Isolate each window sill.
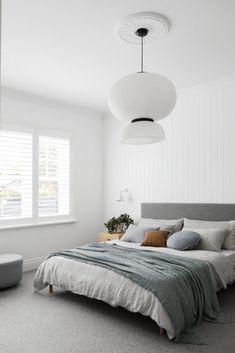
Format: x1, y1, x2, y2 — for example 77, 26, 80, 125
0, 219, 77, 231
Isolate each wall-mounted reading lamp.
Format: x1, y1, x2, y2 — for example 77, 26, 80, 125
116, 189, 129, 202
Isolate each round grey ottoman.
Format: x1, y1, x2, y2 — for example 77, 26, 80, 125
0, 254, 23, 289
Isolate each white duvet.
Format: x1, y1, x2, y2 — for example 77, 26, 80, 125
34, 241, 235, 340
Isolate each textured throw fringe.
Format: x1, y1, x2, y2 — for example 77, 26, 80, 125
206, 312, 233, 325
175, 330, 207, 345
175, 313, 233, 345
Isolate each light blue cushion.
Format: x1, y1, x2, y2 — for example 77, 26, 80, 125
166, 231, 200, 251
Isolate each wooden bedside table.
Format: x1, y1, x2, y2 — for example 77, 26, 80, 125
98, 232, 123, 242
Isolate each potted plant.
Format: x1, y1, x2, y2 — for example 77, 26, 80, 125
104, 213, 134, 234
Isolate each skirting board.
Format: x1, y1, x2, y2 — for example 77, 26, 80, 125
23, 257, 45, 272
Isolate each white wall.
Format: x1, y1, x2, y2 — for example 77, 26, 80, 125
104, 79, 235, 222
2, 78, 235, 268
0, 90, 104, 270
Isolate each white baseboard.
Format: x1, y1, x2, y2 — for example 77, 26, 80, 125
23, 257, 45, 272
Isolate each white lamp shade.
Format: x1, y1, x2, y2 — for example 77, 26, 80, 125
108, 72, 176, 122
121, 121, 165, 145
116, 188, 128, 201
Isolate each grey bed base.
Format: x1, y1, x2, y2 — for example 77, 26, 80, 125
141, 202, 235, 222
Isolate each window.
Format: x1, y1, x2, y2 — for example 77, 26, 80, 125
39, 136, 70, 217
0, 128, 71, 227
0, 130, 32, 219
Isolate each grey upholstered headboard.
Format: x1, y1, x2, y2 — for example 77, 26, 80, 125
141, 203, 235, 222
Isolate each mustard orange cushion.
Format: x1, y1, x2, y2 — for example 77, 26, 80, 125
141, 230, 170, 247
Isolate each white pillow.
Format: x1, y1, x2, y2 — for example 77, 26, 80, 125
139, 218, 183, 234
121, 224, 159, 243
183, 227, 228, 252
184, 218, 235, 250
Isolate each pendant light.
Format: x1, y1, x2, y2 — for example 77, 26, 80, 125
108, 13, 177, 145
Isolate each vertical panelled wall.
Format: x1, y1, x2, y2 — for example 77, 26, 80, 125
103, 79, 235, 221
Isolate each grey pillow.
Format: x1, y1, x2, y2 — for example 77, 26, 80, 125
184, 218, 235, 250
167, 231, 200, 251
183, 227, 228, 252
121, 224, 159, 243
139, 218, 183, 234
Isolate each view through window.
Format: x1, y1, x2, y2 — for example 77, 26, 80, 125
0, 129, 70, 224
39, 136, 70, 217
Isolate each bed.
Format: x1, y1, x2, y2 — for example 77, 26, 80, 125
34, 203, 235, 341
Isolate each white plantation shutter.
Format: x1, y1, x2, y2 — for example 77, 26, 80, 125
0, 128, 71, 226
38, 136, 70, 217
0, 130, 32, 219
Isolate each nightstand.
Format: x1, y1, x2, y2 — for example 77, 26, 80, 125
98, 232, 123, 242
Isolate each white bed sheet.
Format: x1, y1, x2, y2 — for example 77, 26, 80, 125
221, 250, 235, 279
34, 241, 234, 340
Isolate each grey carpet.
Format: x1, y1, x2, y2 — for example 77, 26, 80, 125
0, 271, 235, 353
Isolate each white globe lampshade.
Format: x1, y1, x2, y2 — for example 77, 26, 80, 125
121, 120, 165, 145
108, 72, 177, 122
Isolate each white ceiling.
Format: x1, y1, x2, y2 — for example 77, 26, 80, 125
2, 0, 235, 111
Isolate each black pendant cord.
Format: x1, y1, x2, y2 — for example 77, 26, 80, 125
136, 27, 148, 73
141, 36, 144, 73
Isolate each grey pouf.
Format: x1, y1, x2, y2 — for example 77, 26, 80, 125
0, 254, 23, 289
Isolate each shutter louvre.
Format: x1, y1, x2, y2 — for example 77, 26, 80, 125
0, 130, 32, 219
38, 136, 70, 217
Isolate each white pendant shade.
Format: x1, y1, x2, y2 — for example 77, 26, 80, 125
121, 120, 165, 145
108, 72, 177, 122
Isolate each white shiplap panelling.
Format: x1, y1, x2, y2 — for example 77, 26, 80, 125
104, 79, 235, 221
